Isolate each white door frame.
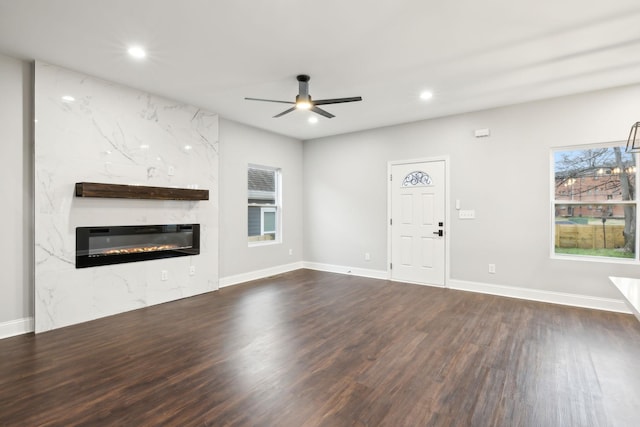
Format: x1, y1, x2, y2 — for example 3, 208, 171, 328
387, 156, 451, 287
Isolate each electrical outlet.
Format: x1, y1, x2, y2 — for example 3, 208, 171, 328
189, 266, 196, 276
161, 270, 168, 281
289, 249, 293, 255
488, 264, 496, 274
365, 252, 371, 261
459, 209, 476, 219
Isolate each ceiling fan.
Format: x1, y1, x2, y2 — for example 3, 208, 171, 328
245, 74, 362, 119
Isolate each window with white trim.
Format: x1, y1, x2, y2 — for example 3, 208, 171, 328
248, 165, 281, 244
552, 144, 637, 260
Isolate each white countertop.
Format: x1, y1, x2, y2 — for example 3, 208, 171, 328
609, 276, 640, 322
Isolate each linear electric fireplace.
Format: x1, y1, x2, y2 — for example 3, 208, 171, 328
76, 224, 200, 268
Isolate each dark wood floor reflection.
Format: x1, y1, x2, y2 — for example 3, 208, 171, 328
2, 269, 640, 426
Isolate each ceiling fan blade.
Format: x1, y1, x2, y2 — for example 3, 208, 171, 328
273, 106, 297, 118
245, 97, 295, 105
313, 96, 362, 106
311, 106, 335, 119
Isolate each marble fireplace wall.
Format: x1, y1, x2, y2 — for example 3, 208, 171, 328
34, 62, 219, 333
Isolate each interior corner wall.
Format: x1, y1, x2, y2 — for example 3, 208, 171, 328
303, 83, 640, 300
0, 53, 33, 331
34, 62, 219, 333
218, 118, 303, 279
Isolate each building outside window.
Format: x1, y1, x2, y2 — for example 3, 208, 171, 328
248, 165, 281, 244
553, 144, 637, 260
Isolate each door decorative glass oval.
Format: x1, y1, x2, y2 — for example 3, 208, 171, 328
401, 171, 432, 187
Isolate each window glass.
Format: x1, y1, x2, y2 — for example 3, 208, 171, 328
248, 166, 280, 244
262, 208, 276, 235
553, 145, 636, 259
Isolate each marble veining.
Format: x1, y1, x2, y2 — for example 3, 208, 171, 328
34, 62, 219, 333
609, 276, 640, 322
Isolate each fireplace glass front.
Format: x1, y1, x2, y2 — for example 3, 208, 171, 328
76, 224, 200, 268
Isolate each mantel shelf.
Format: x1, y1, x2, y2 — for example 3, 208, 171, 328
75, 182, 209, 201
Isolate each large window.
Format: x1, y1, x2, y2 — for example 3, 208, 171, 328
553, 144, 637, 260
248, 165, 281, 244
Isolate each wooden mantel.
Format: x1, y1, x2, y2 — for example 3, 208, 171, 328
75, 182, 209, 201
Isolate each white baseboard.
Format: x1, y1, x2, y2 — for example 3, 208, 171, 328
0, 317, 34, 339
219, 261, 305, 288
302, 262, 388, 280
448, 279, 631, 314
300, 263, 629, 314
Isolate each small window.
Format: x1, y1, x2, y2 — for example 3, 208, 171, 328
552, 145, 637, 260
248, 165, 281, 244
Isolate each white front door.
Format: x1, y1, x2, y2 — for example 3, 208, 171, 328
390, 160, 446, 286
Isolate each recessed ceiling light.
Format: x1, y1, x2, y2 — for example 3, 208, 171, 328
420, 91, 434, 100
308, 116, 318, 124
127, 46, 146, 59
61, 95, 75, 102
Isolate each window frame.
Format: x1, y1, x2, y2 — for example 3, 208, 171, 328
247, 164, 282, 247
551, 142, 638, 263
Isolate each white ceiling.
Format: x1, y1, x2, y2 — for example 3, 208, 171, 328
1, 0, 640, 140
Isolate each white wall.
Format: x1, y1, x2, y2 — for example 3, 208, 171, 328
34, 62, 219, 333
304, 84, 640, 301
0, 53, 33, 336
219, 119, 303, 281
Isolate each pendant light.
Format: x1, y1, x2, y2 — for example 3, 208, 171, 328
625, 122, 640, 152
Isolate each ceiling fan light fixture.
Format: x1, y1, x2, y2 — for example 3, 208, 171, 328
625, 121, 640, 153
295, 94, 312, 110
296, 101, 312, 110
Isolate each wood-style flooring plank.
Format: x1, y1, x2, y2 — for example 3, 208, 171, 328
1, 269, 640, 426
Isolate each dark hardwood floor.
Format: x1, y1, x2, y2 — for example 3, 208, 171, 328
2, 269, 640, 426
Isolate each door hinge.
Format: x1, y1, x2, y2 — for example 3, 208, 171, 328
390, 174, 392, 181
390, 218, 392, 226
390, 262, 393, 270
